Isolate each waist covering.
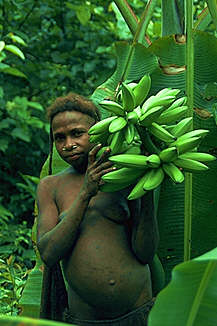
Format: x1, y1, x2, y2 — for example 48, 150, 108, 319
63, 299, 155, 326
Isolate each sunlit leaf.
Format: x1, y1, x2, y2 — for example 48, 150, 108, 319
0, 315, 70, 325
4, 44, 25, 60
27, 102, 44, 111
148, 247, 217, 326
1, 67, 27, 78
0, 63, 10, 70
76, 5, 91, 25
0, 41, 5, 52
7, 33, 27, 46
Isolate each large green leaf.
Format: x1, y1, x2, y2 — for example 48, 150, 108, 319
157, 114, 217, 283
206, 0, 217, 31
40, 146, 69, 178
91, 41, 158, 113
0, 315, 71, 326
161, 0, 184, 36
191, 116, 217, 258
92, 31, 217, 118
149, 31, 217, 111
148, 247, 217, 326
19, 260, 43, 318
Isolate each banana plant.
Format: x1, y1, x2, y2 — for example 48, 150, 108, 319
19, 0, 217, 321
90, 0, 217, 282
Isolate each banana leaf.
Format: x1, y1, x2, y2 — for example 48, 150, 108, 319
91, 41, 158, 112
0, 316, 70, 326
206, 0, 217, 30
157, 113, 217, 283
161, 0, 184, 36
19, 260, 43, 318
148, 246, 217, 326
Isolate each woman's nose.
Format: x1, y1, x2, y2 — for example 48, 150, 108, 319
65, 138, 76, 150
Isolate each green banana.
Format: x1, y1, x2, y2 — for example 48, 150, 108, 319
109, 154, 148, 169
164, 124, 177, 133
146, 154, 161, 168
88, 116, 117, 135
148, 122, 176, 143
159, 146, 178, 162
170, 117, 193, 137
176, 137, 202, 154
124, 123, 136, 144
127, 173, 147, 200
155, 88, 181, 98
162, 162, 185, 183
89, 131, 109, 145
109, 129, 125, 154
174, 158, 209, 172
167, 96, 187, 110
127, 82, 138, 90
123, 142, 141, 155
139, 106, 165, 127
100, 100, 125, 116
102, 167, 144, 184
126, 111, 139, 124
175, 129, 209, 142
156, 106, 188, 124
109, 116, 127, 133
133, 74, 151, 107
178, 152, 216, 162
173, 136, 201, 154
143, 167, 165, 191
142, 95, 176, 113
121, 82, 136, 112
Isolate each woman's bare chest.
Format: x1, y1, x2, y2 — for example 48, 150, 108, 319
55, 177, 130, 224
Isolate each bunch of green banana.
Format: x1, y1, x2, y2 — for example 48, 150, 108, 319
87, 74, 216, 197
104, 131, 216, 200
128, 167, 165, 200
141, 87, 180, 113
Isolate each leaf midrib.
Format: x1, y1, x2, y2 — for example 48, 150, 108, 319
186, 261, 217, 326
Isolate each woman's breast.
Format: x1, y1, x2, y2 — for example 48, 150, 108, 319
62, 216, 151, 314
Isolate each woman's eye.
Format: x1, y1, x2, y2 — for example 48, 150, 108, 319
74, 131, 84, 137
55, 134, 64, 141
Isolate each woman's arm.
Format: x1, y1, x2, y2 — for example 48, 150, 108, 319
129, 191, 159, 264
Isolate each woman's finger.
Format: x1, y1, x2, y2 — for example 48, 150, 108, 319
94, 161, 114, 173
88, 143, 102, 165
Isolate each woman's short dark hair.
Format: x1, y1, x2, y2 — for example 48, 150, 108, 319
47, 92, 101, 124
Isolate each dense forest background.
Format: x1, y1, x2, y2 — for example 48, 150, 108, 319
0, 0, 216, 315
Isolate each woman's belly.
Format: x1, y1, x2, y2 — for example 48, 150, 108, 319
62, 216, 152, 317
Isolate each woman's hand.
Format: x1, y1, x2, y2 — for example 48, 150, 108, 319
82, 144, 115, 197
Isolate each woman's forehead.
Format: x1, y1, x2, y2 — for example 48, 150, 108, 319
52, 110, 94, 130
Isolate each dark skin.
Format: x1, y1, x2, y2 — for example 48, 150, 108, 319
36, 110, 159, 320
